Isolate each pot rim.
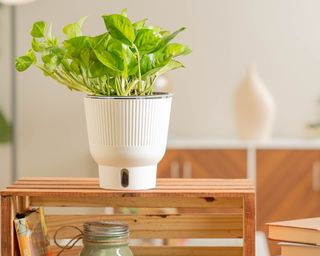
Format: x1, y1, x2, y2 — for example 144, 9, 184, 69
86, 92, 173, 100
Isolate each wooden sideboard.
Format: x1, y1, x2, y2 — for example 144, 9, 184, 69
256, 149, 320, 253
158, 149, 247, 179
159, 139, 320, 255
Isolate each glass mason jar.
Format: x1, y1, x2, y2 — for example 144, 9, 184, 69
80, 221, 133, 256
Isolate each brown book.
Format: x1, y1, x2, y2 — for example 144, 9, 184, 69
267, 217, 320, 245
280, 242, 320, 256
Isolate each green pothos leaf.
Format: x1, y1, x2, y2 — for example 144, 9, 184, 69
153, 27, 186, 52
0, 109, 11, 144
63, 16, 87, 39
134, 29, 162, 53
30, 21, 46, 38
102, 14, 135, 45
94, 50, 124, 72
133, 18, 147, 30
144, 60, 184, 78
121, 8, 128, 17
15, 49, 36, 71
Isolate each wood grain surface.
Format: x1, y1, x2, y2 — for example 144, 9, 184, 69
1, 178, 255, 256
158, 150, 247, 178
46, 213, 243, 239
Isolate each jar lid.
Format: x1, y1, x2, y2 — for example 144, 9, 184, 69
83, 221, 129, 240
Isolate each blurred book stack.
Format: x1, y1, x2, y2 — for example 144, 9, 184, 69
267, 217, 320, 256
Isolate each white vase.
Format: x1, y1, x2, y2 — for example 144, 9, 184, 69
153, 75, 173, 93
84, 93, 172, 190
233, 66, 275, 142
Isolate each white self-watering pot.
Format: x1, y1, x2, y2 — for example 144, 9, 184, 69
84, 93, 172, 190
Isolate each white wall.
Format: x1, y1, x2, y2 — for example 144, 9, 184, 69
3, 0, 320, 178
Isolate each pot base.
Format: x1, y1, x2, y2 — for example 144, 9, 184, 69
98, 165, 157, 190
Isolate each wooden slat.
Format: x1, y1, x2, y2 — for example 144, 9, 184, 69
20, 185, 249, 190
13, 178, 253, 186
5, 178, 254, 190
1, 179, 254, 200
9, 188, 253, 194
50, 246, 243, 256
50, 246, 80, 256
243, 195, 255, 256
30, 196, 243, 208
17, 177, 252, 184
2, 190, 254, 199
46, 213, 243, 239
8, 184, 254, 189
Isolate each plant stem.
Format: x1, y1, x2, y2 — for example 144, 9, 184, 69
36, 64, 91, 93
124, 79, 138, 95
106, 77, 110, 96
133, 44, 142, 93
146, 76, 157, 95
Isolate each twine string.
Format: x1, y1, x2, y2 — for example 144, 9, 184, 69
53, 226, 84, 256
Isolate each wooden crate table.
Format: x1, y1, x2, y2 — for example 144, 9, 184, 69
1, 178, 255, 256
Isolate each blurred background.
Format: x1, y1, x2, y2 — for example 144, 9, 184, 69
2, 0, 320, 185
1, 1, 320, 254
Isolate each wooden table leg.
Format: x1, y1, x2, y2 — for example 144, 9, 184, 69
1, 195, 17, 256
243, 194, 256, 256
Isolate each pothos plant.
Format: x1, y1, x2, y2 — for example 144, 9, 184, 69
16, 9, 191, 96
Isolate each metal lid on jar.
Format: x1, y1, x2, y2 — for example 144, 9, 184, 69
83, 221, 129, 241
